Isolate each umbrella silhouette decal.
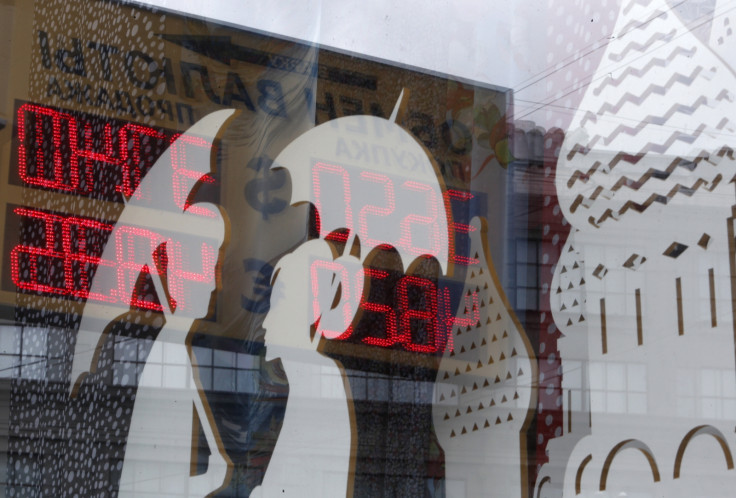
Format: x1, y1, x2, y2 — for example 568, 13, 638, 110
69, 109, 236, 395
272, 91, 451, 273
269, 91, 452, 341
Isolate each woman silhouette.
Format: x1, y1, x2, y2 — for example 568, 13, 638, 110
119, 204, 230, 497
250, 238, 360, 497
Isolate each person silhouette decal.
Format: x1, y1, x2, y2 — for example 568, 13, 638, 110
119, 204, 230, 497
251, 238, 361, 497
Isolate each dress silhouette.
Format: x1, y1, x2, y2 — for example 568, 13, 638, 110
119, 205, 229, 497
250, 238, 357, 497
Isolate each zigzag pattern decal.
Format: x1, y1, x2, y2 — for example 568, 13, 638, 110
600, 96, 709, 146
567, 148, 711, 190
566, 161, 602, 188
582, 67, 706, 127
565, 144, 732, 219
594, 174, 722, 224
618, 8, 669, 36
608, 29, 676, 61
571, 173, 722, 225
585, 123, 707, 154
592, 46, 697, 96
622, 0, 658, 16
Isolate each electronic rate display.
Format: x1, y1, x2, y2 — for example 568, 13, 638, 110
307, 156, 482, 354
4, 100, 223, 316
0, 0, 510, 355
4, 98, 485, 354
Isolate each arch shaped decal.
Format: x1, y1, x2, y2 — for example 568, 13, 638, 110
600, 439, 660, 491
536, 475, 551, 498
575, 454, 592, 495
674, 425, 734, 479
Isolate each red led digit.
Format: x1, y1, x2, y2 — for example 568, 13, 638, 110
397, 275, 438, 353
398, 181, 441, 257
114, 225, 167, 311
360, 268, 399, 347
73, 121, 117, 195
357, 172, 395, 248
167, 240, 219, 313
312, 162, 353, 243
118, 123, 169, 199
310, 259, 355, 340
17, 103, 80, 191
444, 189, 478, 266
10, 207, 67, 294
61, 216, 116, 302
439, 287, 480, 353
169, 133, 217, 217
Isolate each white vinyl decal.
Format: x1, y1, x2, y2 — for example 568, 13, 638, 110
537, 0, 736, 496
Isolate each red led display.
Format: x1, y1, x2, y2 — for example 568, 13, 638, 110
10, 206, 218, 313
310, 259, 363, 340
311, 161, 477, 265
312, 162, 354, 244
307, 160, 483, 353
396, 275, 438, 353
14, 102, 214, 205
443, 189, 477, 266
9, 101, 483, 354
397, 182, 441, 258
308, 261, 479, 353
170, 133, 217, 217
8, 102, 221, 312
357, 172, 395, 249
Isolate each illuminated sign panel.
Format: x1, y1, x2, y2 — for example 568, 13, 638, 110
6, 101, 221, 314
3, 99, 486, 351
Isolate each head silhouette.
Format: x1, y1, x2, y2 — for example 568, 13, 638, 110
264, 238, 364, 361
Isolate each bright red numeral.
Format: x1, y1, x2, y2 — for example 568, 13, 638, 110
357, 172, 395, 248
114, 225, 167, 311
398, 181, 440, 257
444, 189, 478, 266
118, 124, 168, 199
169, 133, 217, 216
10, 207, 67, 294
312, 162, 353, 242
62, 216, 116, 301
168, 240, 218, 312
439, 288, 479, 353
17, 104, 80, 191
310, 260, 357, 340
397, 275, 438, 353
360, 269, 399, 347
74, 121, 117, 195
